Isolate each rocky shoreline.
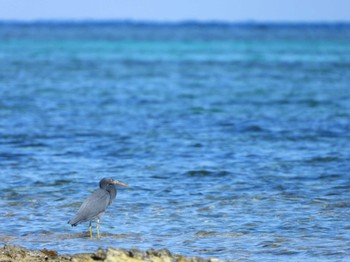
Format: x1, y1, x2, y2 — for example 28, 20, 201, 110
0, 244, 225, 262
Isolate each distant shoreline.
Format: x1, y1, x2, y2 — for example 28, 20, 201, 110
1, 19, 350, 28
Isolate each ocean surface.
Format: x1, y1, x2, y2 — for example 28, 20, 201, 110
0, 22, 350, 261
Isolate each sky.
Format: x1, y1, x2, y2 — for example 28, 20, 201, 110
0, 0, 349, 22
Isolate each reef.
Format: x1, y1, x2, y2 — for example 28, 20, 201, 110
0, 244, 225, 262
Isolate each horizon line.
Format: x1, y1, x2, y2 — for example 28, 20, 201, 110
1, 19, 350, 25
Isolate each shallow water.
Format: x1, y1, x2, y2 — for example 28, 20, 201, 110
0, 22, 350, 261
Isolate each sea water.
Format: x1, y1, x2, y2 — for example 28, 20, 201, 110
0, 22, 350, 261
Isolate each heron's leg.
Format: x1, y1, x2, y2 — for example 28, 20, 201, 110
89, 221, 93, 239
96, 219, 100, 240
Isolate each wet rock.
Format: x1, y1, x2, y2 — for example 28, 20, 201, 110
91, 248, 107, 260
0, 244, 226, 262
0, 244, 65, 262
41, 248, 58, 258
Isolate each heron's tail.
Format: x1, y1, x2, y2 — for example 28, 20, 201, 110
68, 217, 79, 226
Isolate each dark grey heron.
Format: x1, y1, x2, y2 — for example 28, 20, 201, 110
68, 177, 127, 239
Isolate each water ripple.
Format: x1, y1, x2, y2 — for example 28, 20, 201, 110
1, 24, 350, 261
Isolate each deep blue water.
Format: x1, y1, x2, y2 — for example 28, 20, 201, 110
0, 22, 350, 261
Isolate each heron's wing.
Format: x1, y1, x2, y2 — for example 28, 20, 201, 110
68, 189, 110, 226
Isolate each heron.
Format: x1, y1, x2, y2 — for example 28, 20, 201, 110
68, 177, 127, 239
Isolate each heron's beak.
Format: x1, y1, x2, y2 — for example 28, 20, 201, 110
113, 180, 128, 187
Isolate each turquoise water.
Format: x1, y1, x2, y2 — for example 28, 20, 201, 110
0, 22, 350, 261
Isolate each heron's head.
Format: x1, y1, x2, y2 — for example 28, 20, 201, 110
99, 177, 128, 189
